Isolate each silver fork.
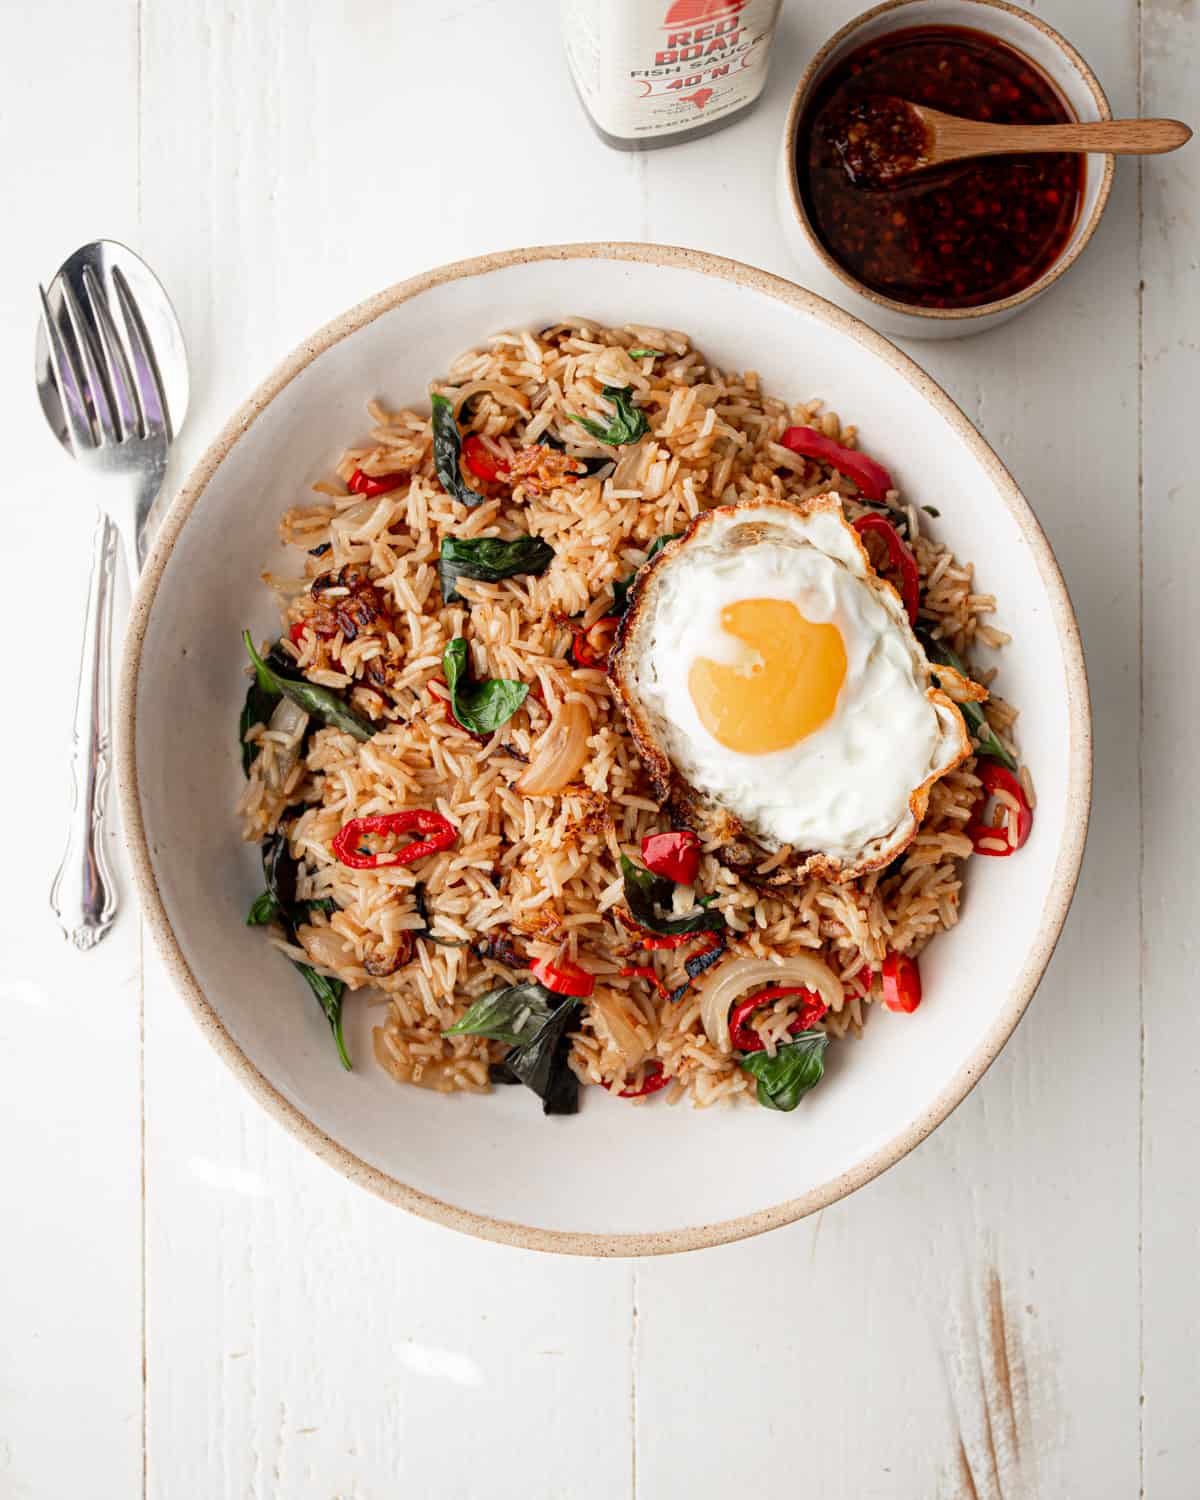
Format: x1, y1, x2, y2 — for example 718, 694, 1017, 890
38, 249, 180, 948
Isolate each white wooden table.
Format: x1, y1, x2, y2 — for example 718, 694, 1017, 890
3, 1, 1195, 1495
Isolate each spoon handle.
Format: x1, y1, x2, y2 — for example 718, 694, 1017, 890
50, 510, 119, 950
937, 117, 1192, 160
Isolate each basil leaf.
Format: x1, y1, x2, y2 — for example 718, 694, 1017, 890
303, 897, 336, 918
442, 637, 529, 734
431, 392, 486, 508
295, 962, 350, 1071
738, 1030, 828, 1112
262, 829, 300, 921
916, 629, 1018, 771
620, 853, 725, 937
612, 533, 681, 615
444, 979, 558, 1047
439, 535, 555, 606
242, 632, 376, 743
568, 386, 649, 446
256, 826, 352, 1069
502, 996, 581, 1115
240, 675, 280, 775
447, 981, 580, 1114
627, 348, 662, 359
246, 889, 279, 926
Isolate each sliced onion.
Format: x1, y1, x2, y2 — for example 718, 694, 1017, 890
515, 699, 591, 795
264, 696, 309, 789
612, 438, 649, 490
297, 922, 358, 974
698, 955, 843, 1054
590, 989, 648, 1064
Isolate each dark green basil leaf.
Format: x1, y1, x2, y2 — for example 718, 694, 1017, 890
447, 981, 580, 1114
738, 1030, 828, 1111
303, 897, 337, 918
501, 995, 581, 1115
611, 533, 681, 615
620, 854, 725, 937
246, 889, 279, 926
295, 962, 350, 1071
240, 675, 280, 775
568, 386, 649, 446
242, 632, 376, 743
444, 979, 559, 1047
442, 637, 529, 734
431, 392, 486, 508
439, 534, 555, 605
262, 829, 299, 921
627, 348, 662, 359
256, 825, 352, 1068
916, 629, 1018, 771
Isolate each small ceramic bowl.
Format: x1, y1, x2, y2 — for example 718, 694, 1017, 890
777, 0, 1115, 340
119, 244, 1091, 1254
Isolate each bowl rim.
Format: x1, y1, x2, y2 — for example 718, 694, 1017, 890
779, 0, 1116, 322
117, 241, 1092, 1256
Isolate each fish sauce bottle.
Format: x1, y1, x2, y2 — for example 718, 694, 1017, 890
561, 0, 783, 151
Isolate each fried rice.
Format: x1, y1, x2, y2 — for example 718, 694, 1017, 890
236, 318, 1023, 1110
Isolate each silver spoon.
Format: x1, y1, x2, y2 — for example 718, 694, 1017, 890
35, 242, 188, 949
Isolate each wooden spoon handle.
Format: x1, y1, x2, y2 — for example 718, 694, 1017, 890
934, 116, 1192, 161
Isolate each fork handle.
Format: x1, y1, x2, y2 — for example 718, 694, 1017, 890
51, 510, 119, 949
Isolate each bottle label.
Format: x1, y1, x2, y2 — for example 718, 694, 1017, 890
563, 0, 782, 142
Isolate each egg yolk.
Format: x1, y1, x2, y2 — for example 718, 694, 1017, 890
688, 598, 847, 754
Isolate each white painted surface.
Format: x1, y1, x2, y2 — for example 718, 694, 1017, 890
0, 0, 1191, 1495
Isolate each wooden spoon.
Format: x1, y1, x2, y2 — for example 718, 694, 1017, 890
832, 96, 1192, 186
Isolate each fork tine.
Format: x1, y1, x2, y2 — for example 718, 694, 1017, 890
59, 274, 119, 446
112, 266, 169, 440
38, 284, 93, 454
81, 264, 139, 442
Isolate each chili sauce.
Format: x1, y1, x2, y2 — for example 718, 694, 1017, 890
797, 26, 1084, 309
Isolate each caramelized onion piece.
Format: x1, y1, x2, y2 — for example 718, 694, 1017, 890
590, 988, 649, 1065
698, 956, 843, 1054
297, 922, 358, 975
515, 699, 591, 795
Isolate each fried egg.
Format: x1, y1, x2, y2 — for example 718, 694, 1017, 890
609, 494, 970, 881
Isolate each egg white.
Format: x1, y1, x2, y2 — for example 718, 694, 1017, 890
617, 498, 967, 865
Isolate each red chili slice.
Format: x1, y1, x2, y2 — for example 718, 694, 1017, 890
638, 932, 697, 951
881, 952, 922, 1013
852, 513, 921, 625
569, 615, 620, 669
641, 830, 701, 886
967, 762, 1034, 856
728, 986, 828, 1053
331, 810, 457, 870
347, 467, 408, 499
462, 435, 510, 482
530, 955, 596, 998
779, 425, 894, 502
288, 621, 308, 644
603, 1062, 671, 1099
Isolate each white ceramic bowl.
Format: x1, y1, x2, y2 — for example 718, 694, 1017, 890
776, 0, 1115, 340
119, 244, 1090, 1255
